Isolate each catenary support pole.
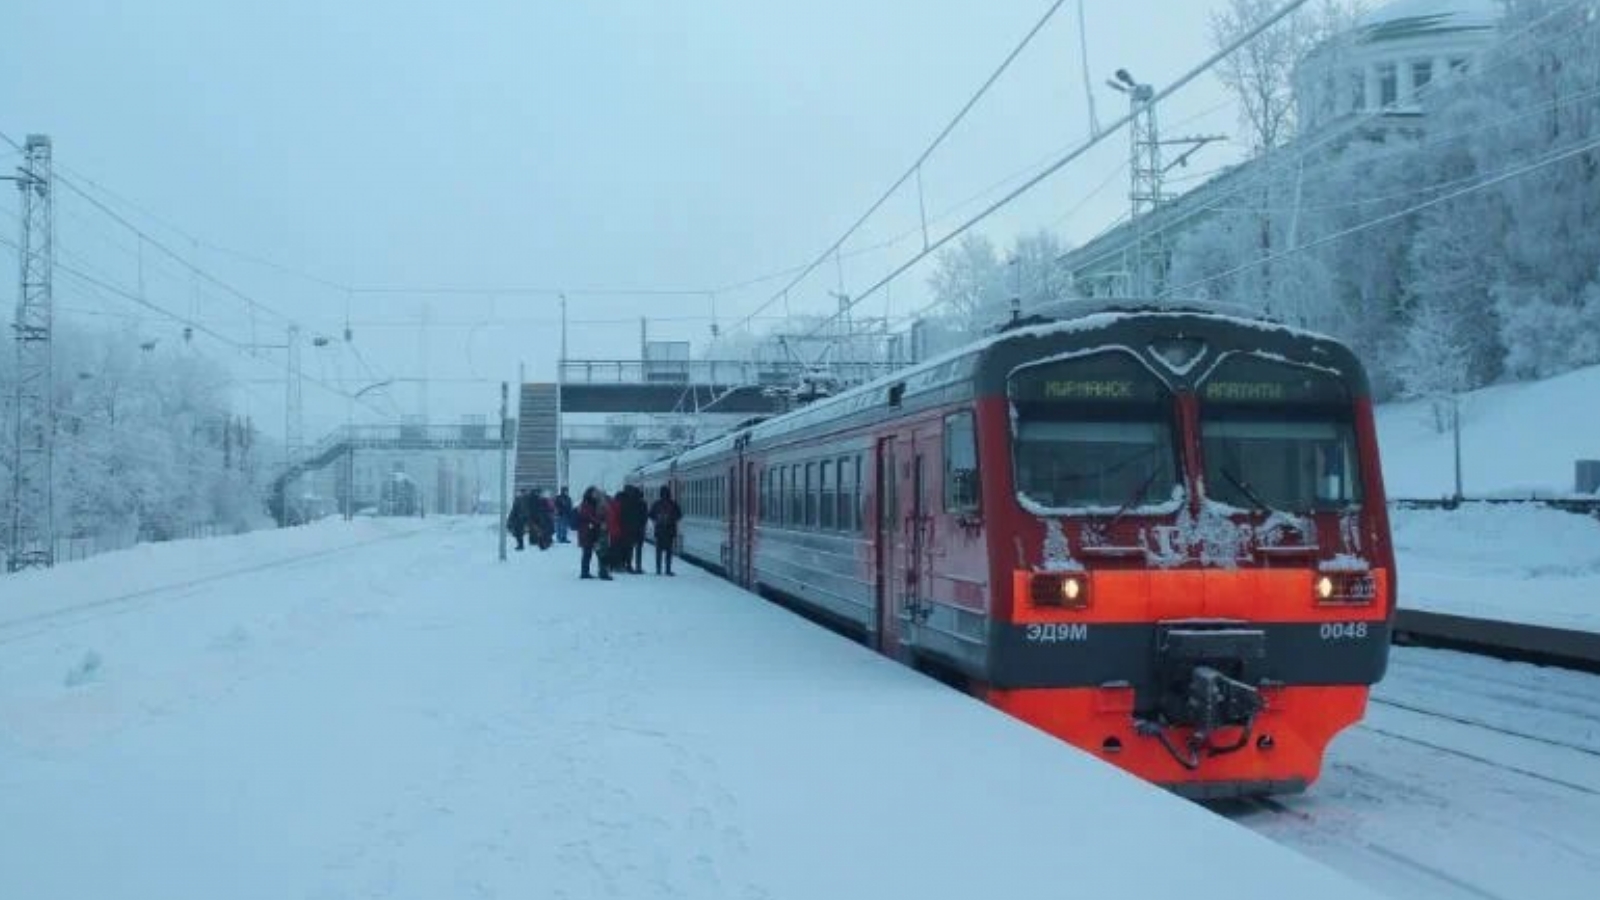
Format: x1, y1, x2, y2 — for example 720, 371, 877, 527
498, 380, 509, 562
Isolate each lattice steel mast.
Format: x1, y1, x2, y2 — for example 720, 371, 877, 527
8, 135, 55, 571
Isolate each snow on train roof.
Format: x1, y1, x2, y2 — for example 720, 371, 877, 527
636, 306, 1340, 475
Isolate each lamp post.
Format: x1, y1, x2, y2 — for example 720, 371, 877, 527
346, 379, 393, 520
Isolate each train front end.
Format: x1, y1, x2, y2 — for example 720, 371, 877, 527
979, 313, 1394, 799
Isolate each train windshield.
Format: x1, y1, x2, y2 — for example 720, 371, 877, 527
1009, 351, 1179, 510
1199, 355, 1363, 512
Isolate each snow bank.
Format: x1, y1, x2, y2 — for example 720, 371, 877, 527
1376, 363, 1600, 498
1393, 505, 1600, 633
0, 518, 1377, 899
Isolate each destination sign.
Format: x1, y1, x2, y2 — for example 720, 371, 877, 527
1011, 352, 1165, 404
1200, 355, 1350, 405
1203, 381, 1288, 402
1042, 379, 1137, 400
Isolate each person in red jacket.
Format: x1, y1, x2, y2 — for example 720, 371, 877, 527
605, 486, 631, 573
577, 487, 612, 580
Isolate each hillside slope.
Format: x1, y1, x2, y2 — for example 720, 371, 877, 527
1376, 364, 1600, 498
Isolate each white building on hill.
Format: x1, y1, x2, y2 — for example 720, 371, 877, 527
1294, 0, 1500, 130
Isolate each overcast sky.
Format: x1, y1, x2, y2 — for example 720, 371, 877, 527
2, 0, 1248, 437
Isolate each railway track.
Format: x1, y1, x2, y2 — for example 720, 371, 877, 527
1225, 796, 1517, 900
1225, 647, 1600, 900
0, 524, 435, 648
1368, 696, 1600, 759
1357, 722, 1600, 796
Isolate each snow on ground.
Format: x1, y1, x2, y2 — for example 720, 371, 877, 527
1376, 365, 1600, 633
1376, 363, 1600, 499
0, 517, 1376, 900
0, 514, 433, 627
1392, 505, 1600, 633
1228, 647, 1600, 900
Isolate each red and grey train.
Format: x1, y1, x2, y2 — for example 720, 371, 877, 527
628, 307, 1395, 799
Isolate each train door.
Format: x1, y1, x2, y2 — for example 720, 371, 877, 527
728, 463, 743, 582
893, 427, 939, 652
740, 460, 756, 588
874, 437, 902, 655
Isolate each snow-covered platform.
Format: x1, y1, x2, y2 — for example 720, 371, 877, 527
1393, 505, 1600, 655
0, 517, 1377, 899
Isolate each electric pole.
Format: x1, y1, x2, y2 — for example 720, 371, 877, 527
1107, 69, 1223, 297
557, 293, 567, 492
7, 134, 55, 571
498, 380, 509, 562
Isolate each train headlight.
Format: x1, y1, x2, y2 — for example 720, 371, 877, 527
1029, 573, 1089, 609
1314, 575, 1335, 601
1314, 571, 1377, 605
1062, 576, 1084, 603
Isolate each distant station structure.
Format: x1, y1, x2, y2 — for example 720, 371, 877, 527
516, 337, 905, 494
271, 419, 507, 525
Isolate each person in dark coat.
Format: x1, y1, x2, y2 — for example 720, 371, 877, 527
554, 487, 574, 544
577, 487, 611, 580
528, 489, 555, 550
506, 489, 530, 551
623, 485, 649, 574
648, 485, 682, 575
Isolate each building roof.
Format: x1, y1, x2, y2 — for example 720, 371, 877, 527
1356, 0, 1500, 43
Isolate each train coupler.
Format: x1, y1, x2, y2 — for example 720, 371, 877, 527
1139, 626, 1268, 769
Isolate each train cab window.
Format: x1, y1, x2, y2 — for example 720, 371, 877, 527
1199, 355, 1363, 512
1009, 351, 1180, 510
943, 411, 979, 513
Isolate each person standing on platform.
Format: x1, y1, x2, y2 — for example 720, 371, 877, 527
606, 486, 631, 573
623, 485, 649, 574
554, 486, 574, 544
577, 487, 611, 580
506, 489, 529, 551
648, 485, 682, 576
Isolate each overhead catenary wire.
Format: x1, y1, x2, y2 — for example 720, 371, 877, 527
729, 0, 1078, 335
1160, 130, 1600, 300
0, 232, 392, 419
796, 0, 1320, 343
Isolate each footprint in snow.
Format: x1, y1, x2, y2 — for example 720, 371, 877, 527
63, 650, 104, 688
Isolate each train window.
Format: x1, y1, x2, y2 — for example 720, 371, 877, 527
820, 461, 835, 530
1009, 351, 1179, 511
804, 463, 816, 527
789, 465, 801, 524
1199, 355, 1362, 512
836, 455, 853, 533
851, 451, 864, 528
944, 411, 979, 513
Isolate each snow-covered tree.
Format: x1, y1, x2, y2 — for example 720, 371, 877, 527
1, 321, 272, 565
1210, 0, 1366, 155
926, 232, 1007, 333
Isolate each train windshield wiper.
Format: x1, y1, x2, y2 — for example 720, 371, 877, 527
1106, 466, 1161, 530
1220, 467, 1273, 515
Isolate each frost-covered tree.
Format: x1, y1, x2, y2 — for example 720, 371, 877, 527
926, 232, 1007, 333
1211, 0, 1365, 155
1171, 0, 1600, 397
1010, 229, 1077, 314
1, 322, 271, 563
